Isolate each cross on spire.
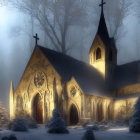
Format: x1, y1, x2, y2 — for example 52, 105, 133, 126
99, 0, 106, 12
33, 33, 39, 45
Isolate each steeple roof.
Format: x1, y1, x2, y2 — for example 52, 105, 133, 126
96, 7, 111, 48
97, 10, 110, 45
89, 3, 112, 53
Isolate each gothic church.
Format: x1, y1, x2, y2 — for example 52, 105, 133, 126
9, 2, 140, 125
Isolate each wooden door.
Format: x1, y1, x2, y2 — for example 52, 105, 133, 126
33, 94, 43, 124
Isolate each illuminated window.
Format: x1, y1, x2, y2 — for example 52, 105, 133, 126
96, 48, 101, 60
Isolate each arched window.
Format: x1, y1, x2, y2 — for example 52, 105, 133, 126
109, 49, 113, 61
96, 48, 101, 60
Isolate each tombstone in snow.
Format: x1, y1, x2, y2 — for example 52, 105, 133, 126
82, 127, 95, 140
47, 109, 69, 133
129, 97, 140, 132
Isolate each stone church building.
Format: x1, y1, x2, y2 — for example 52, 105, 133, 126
9, 6, 140, 125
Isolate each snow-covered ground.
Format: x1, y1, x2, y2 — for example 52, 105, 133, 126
0, 126, 140, 140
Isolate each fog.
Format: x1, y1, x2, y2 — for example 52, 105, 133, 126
0, 0, 140, 110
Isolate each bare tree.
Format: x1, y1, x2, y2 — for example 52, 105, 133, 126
105, 0, 132, 41
8, 0, 88, 54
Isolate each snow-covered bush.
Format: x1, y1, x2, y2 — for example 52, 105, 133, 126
82, 127, 95, 140
1, 134, 17, 140
129, 97, 140, 132
0, 102, 9, 127
47, 109, 69, 133
11, 117, 28, 131
19, 114, 38, 128
9, 116, 37, 130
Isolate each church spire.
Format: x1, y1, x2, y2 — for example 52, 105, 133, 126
9, 80, 14, 120
89, 0, 117, 79
97, 0, 109, 46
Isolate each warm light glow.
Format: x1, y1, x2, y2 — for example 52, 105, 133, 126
10, 80, 14, 120
114, 98, 137, 120
91, 61, 105, 78
89, 35, 106, 78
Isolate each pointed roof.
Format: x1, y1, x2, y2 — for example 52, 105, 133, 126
97, 10, 110, 47
90, 4, 112, 53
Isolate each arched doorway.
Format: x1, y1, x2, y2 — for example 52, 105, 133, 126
69, 104, 79, 125
97, 102, 103, 122
108, 103, 113, 120
33, 94, 43, 124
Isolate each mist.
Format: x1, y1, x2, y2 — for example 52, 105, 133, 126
0, 0, 140, 110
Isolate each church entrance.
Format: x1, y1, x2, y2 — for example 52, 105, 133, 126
69, 104, 79, 125
33, 94, 43, 124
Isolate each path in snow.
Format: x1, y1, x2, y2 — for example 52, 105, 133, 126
0, 126, 140, 140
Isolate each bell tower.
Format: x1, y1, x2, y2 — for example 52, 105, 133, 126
89, 0, 117, 80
